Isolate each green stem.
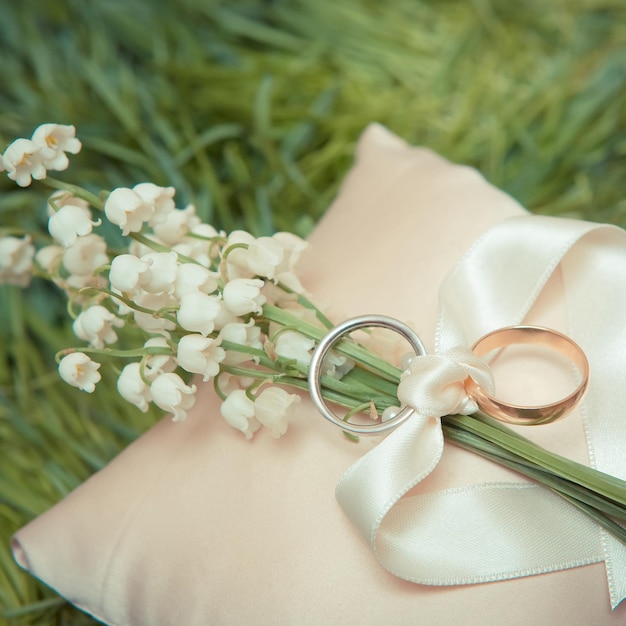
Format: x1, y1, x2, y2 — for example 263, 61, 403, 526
254, 373, 384, 414
82, 286, 179, 324
262, 304, 403, 382
443, 422, 626, 518
442, 421, 626, 545
276, 282, 334, 329
342, 366, 400, 397
44, 177, 103, 209
56, 346, 172, 362
444, 414, 626, 505
129, 233, 201, 266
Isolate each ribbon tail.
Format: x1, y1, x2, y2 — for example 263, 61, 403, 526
336, 412, 604, 585
561, 226, 626, 609
377, 483, 603, 584
336, 412, 443, 547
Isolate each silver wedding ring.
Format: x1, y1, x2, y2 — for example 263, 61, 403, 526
308, 315, 426, 435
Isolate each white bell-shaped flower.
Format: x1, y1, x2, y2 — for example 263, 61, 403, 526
220, 389, 260, 439
47, 190, 89, 213
218, 320, 263, 365
223, 230, 255, 280
143, 337, 177, 378
104, 187, 154, 235
48, 203, 101, 248
254, 386, 300, 438
35, 244, 63, 275
0, 235, 35, 287
62, 234, 109, 277
109, 287, 134, 316
150, 372, 197, 422
275, 330, 315, 367
177, 291, 222, 336
152, 203, 200, 245
133, 293, 178, 332
31, 123, 81, 171
173, 263, 218, 300
214, 372, 241, 398
109, 254, 152, 297
213, 300, 239, 332
2, 138, 46, 187
176, 334, 225, 381
272, 231, 308, 291
72, 305, 124, 349
133, 182, 176, 225
226, 234, 285, 281
222, 278, 266, 316
58, 352, 101, 393
247, 236, 285, 279
140, 252, 179, 295
128, 235, 157, 258
117, 362, 152, 412
172, 222, 221, 267
321, 350, 355, 380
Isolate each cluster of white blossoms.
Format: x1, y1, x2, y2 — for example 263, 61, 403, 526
0, 124, 82, 286
1, 123, 353, 439
1, 123, 81, 187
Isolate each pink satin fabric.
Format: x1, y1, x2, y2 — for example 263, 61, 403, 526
13, 124, 626, 625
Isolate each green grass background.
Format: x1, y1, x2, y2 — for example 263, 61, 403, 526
0, 1, 624, 623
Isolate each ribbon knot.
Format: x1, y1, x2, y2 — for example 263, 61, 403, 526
397, 346, 494, 417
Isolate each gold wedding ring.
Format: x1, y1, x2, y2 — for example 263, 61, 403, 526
466, 325, 589, 426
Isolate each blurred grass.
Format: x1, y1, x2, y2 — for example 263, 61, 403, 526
0, 0, 625, 623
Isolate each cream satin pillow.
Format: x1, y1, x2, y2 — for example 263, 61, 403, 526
13, 125, 625, 625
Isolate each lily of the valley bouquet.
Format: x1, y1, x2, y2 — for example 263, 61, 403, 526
3, 124, 626, 554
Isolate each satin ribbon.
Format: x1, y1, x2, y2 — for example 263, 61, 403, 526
335, 215, 626, 609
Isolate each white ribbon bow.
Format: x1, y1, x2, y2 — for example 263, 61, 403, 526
398, 347, 495, 417
335, 215, 626, 609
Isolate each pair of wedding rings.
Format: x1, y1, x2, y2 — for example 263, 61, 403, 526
308, 315, 589, 436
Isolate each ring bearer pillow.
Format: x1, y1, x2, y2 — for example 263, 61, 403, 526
12, 124, 626, 625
